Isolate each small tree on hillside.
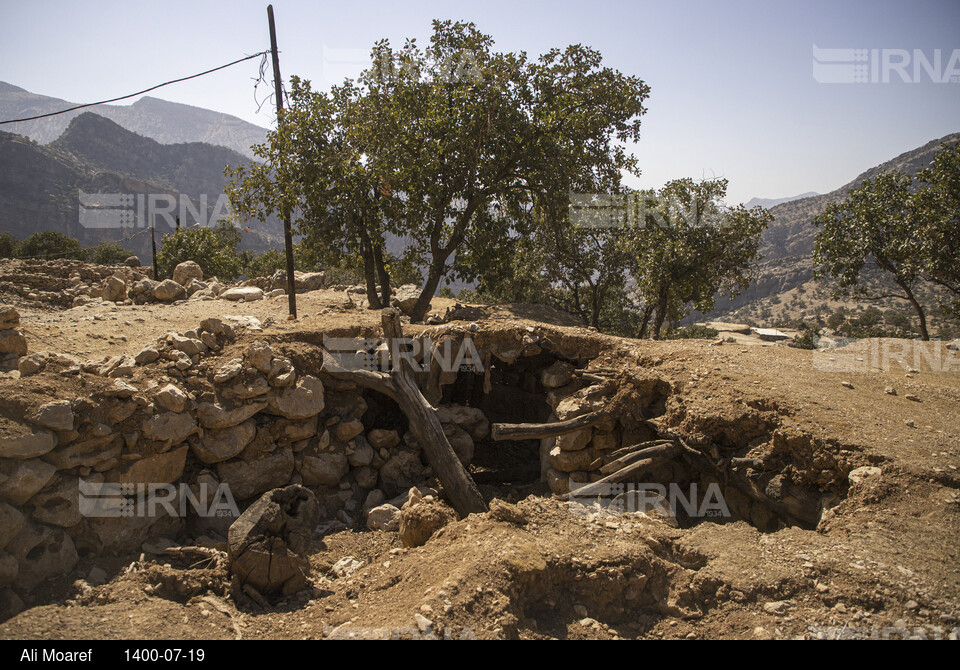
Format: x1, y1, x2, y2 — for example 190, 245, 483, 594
18, 231, 87, 261
812, 172, 931, 340
156, 221, 245, 281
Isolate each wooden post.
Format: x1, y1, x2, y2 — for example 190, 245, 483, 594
320, 309, 488, 517
150, 216, 158, 281
267, 4, 297, 320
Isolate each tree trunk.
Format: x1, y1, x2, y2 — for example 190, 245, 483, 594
373, 242, 392, 307
410, 263, 445, 323
638, 304, 654, 339
897, 280, 930, 341
358, 226, 382, 310
650, 285, 669, 340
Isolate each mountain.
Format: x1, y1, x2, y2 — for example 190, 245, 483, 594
0, 118, 280, 260
743, 192, 819, 209
0, 81, 267, 158
704, 132, 960, 320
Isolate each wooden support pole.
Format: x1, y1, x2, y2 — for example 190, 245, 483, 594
491, 410, 608, 441
267, 4, 297, 320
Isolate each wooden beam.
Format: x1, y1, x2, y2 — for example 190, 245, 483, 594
491, 410, 608, 441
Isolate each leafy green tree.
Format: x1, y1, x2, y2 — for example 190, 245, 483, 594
18, 231, 87, 261
229, 20, 649, 322
914, 142, 960, 318
0, 233, 18, 258
90, 242, 132, 266
812, 172, 931, 339
244, 248, 287, 279
156, 221, 245, 281
629, 179, 771, 339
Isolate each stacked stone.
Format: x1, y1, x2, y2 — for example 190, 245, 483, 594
0, 306, 26, 372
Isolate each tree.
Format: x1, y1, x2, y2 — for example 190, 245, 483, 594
244, 248, 287, 279
629, 179, 771, 339
156, 221, 245, 281
0, 233, 18, 258
228, 20, 649, 322
914, 142, 960, 318
18, 231, 87, 261
90, 242, 132, 266
812, 172, 931, 340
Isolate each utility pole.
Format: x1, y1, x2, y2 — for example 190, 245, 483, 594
267, 4, 297, 319
151, 215, 158, 281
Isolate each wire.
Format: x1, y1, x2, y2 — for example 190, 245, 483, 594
0, 50, 271, 125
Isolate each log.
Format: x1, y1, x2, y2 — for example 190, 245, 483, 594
566, 448, 681, 500
321, 309, 487, 518
605, 439, 676, 463
600, 440, 681, 475
491, 410, 608, 441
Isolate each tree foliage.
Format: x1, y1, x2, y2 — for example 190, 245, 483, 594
156, 221, 245, 281
90, 242, 132, 266
18, 231, 87, 261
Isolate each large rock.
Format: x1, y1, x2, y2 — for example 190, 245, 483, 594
266, 375, 324, 420
197, 401, 266, 430
173, 261, 203, 286
300, 453, 349, 488
435, 405, 489, 440
549, 444, 597, 473
217, 448, 294, 501
153, 279, 187, 302
123, 255, 141, 268
391, 284, 425, 316
366, 504, 401, 532
154, 384, 188, 413
192, 420, 257, 464
113, 446, 189, 485
398, 491, 456, 548
32, 401, 75, 432
169, 335, 203, 357
41, 436, 121, 471
0, 459, 57, 505
101, 275, 127, 303
0, 503, 25, 550
367, 429, 400, 450
541, 360, 575, 389
555, 428, 592, 452
129, 278, 159, 303
0, 553, 17, 589
228, 485, 320, 597
5, 522, 78, 592
378, 450, 426, 496
0, 430, 57, 459
220, 287, 264, 302
0, 330, 27, 356
141, 412, 197, 448
27, 476, 83, 528
0, 306, 20, 330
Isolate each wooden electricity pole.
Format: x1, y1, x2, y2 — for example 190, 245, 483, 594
267, 4, 297, 319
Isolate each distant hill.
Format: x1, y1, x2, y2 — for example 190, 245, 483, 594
743, 192, 819, 209
704, 132, 960, 322
0, 121, 279, 261
0, 81, 268, 159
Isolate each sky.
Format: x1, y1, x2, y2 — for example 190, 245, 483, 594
1, 0, 958, 204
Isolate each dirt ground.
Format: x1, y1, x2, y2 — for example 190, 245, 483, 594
1, 260, 958, 640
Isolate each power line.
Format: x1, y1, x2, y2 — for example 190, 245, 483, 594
0, 50, 271, 125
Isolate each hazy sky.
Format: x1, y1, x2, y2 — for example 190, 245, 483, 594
1, 0, 958, 203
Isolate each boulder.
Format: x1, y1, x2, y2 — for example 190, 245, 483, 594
217, 448, 294, 501
213, 358, 244, 384
123, 255, 141, 267
220, 287, 264, 302
141, 412, 197, 447
541, 360, 575, 389
335, 419, 364, 441
435, 405, 489, 440
5, 522, 78, 592
246, 341, 274, 373
378, 450, 426, 496
18, 353, 49, 376
197, 401, 266, 430
27, 476, 83, 528
0, 430, 57, 459
549, 444, 597, 473
42, 435, 122, 471
228, 485, 320, 596
173, 261, 203, 286
0, 503, 25, 551
129, 278, 160, 303
391, 284, 425, 317
300, 453, 349, 488
101, 275, 127, 303
0, 306, 20, 330
154, 384, 188, 413
366, 504, 401, 532
135, 345, 160, 365
367, 429, 400, 450
192, 420, 257, 464
113, 446, 189, 485
169, 334, 203, 357
266, 375, 324, 420
0, 330, 27, 356
153, 279, 187, 302
0, 459, 57, 506
556, 428, 592, 452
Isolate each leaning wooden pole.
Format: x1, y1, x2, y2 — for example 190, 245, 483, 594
320, 309, 488, 517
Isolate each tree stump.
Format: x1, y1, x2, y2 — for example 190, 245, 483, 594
227, 485, 320, 598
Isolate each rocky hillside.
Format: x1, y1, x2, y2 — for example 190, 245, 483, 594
0, 82, 267, 159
